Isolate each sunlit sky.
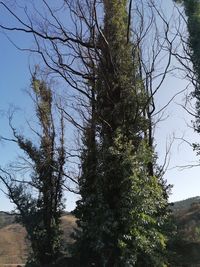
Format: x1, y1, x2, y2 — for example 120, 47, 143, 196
0, 0, 200, 212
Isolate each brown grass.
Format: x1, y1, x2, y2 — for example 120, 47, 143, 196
0, 215, 76, 266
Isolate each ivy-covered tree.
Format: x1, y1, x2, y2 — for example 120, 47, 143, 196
174, 0, 200, 136
74, 1, 170, 266
0, 74, 66, 267
73, 85, 98, 265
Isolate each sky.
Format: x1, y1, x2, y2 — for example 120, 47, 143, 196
0, 0, 200, 212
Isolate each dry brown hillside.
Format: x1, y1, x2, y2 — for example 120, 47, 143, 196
0, 223, 27, 267
0, 214, 76, 267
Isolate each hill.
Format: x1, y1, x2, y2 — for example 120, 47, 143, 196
2, 197, 200, 266
170, 197, 200, 267
0, 223, 28, 267
0, 213, 77, 267
171, 196, 200, 213
0, 212, 15, 229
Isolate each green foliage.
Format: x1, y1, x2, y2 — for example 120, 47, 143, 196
175, 0, 200, 135
74, 1, 170, 266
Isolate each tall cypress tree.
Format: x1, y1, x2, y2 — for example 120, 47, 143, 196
75, 1, 169, 266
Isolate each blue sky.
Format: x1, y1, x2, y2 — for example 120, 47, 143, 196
0, 0, 200, 212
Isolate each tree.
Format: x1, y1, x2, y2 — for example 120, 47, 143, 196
0, 1, 174, 266
74, 1, 170, 266
173, 0, 200, 168
0, 73, 66, 267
